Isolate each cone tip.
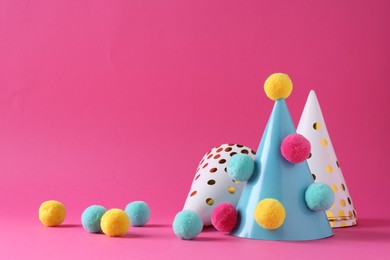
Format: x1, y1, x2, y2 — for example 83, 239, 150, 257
309, 90, 317, 99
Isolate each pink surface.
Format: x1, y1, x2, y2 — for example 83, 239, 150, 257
1, 216, 390, 259
1, 0, 389, 258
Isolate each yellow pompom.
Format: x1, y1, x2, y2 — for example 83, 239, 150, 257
264, 73, 293, 100
100, 209, 130, 237
254, 198, 286, 230
39, 200, 66, 227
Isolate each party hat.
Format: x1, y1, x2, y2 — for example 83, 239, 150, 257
297, 90, 357, 228
183, 144, 256, 226
231, 74, 333, 241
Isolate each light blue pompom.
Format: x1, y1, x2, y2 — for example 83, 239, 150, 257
227, 154, 255, 182
173, 210, 203, 240
81, 205, 107, 233
125, 201, 151, 227
305, 183, 335, 211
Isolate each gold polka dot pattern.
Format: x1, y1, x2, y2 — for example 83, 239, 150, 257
297, 101, 358, 228
227, 186, 236, 194
326, 165, 333, 173
183, 143, 256, 226
207, 179, 216, 185
218, 159, 226, 164
206, 198, 214, 206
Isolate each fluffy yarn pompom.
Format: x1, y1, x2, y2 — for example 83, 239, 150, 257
281, 134, 311, 163
211, 202, 238, 232
227, 154, 255, 182
305, 183, 335, 211
264, 73, 293, 100
173, 210, 203, 240
100, 209, 130, 237
81, 205, 106, 233
38, 200, 66, 227
254, 198, 286, 230
125, 201, 151, 227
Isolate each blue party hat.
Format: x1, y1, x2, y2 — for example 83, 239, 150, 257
231, 75, 333, 241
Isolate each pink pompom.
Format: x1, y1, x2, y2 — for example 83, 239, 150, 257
281, 134, 311, 163
211, 202, 238, 232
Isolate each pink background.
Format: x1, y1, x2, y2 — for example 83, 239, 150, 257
1, 0, 389, 259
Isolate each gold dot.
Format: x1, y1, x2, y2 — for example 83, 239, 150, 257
236, 144, 243, 148
321, 139, 328, 146
230, 152, 237, 157
352, 221, 356, 225
313, 122, 321, 130
190, 191, 197, 197
331, 184, 338, 192
195, 174, 201, 180
206, 198, 214, 206
207, 179, 216, 185
232, 180, 240, 184
326, 165, 333, 173
336, 161, 340, 168
340, 199, 346, 207
214, 154, 221, 159
340, 222, 347, 227
308, 153, 312, 159
341, 184, 345, 191
312, 174, 316, 180
225, 147, 232, 152
218, 159, 226, 164
228, 144, 234, 146
202, 163, 208, 169
330, 221, 335, 227
347, 197, 352, 205
338, 210, 345, 217
326, 211, 334, 218
207, 154, 213, 159
251, 150, 256, 155
210, 168, 217, 173
216, 148, 223, 153
330, 203, 335, 209
241, 149, 249, 154
227, 186, 236, 194
348, 211, 353, 218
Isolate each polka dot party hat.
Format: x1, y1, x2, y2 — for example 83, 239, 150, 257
183, 144, 256, 226
231, 73, 333, 241
297, 90, 357, 228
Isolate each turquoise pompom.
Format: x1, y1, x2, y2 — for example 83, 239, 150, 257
173, 210, 203, 240
227, 154, 255, 182
305, 183, 335, 211
125, 201, 151, 227
81, 205, 107, 233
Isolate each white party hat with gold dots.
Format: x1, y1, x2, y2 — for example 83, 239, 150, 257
297, 90, 357, 228
183, 144, 256, 226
